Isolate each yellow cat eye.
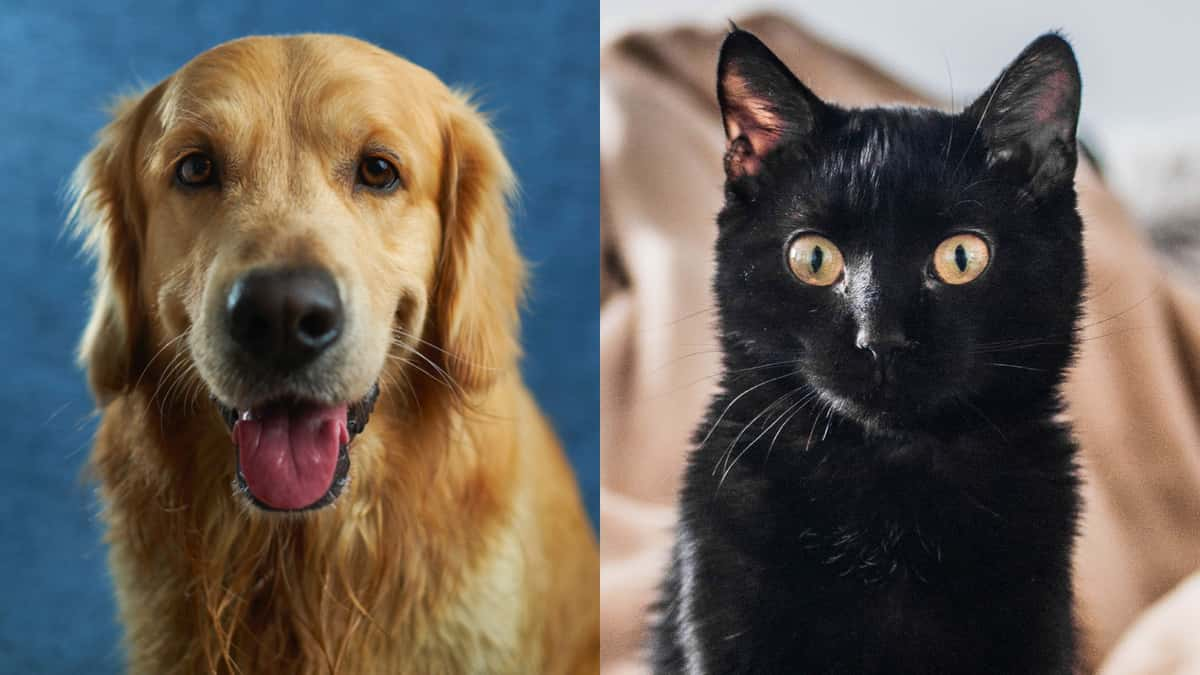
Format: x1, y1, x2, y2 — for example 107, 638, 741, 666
933, 233, 991, 285
787, 234, 844, 286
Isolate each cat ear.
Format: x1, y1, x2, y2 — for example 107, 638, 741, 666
717, 28, 825, 179
966, 33, 1082, 194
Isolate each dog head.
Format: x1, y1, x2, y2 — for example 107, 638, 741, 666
72, 35, 523, 511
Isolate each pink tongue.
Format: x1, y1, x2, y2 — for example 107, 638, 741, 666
233, 403, 350, 510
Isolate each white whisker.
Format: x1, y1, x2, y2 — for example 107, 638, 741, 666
714, 386, 807, 477
718, 388, 818, 488
697, 372, 796, 451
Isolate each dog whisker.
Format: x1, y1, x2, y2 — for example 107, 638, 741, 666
146, 344, 193, 421
390, 326, 499, 371
158, 357, 196, 421
133, 330, 190, 393
386, 345, 466, 401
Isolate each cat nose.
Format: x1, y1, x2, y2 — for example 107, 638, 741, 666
855, 329, 911, 363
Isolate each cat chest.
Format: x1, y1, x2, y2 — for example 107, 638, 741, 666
734, 559, 1049, 673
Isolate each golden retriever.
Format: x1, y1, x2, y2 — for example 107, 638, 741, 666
70, 34, 598, 674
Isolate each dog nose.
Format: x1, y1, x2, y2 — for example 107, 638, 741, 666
226, 267, 343, 370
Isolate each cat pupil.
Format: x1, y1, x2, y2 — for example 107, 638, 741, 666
955, 244, 968, 272
811, 246, 824, 273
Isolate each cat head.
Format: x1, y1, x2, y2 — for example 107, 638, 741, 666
713, 29, 1085, 434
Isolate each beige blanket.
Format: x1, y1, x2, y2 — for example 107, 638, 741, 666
600, 14, 1200, 674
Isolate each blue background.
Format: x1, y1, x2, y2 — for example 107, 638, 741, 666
0, 1, 597, 671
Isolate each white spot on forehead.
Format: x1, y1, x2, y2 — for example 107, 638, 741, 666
859, 125, 892, 167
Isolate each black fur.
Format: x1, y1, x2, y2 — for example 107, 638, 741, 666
651, 30, 1085, 675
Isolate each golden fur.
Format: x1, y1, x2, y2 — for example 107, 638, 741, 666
71, 34, 598, 674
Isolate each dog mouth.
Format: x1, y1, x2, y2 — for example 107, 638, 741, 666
214, 383, 380, 512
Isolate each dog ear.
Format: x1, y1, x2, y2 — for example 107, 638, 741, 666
433, 95, 525, 395
70, 85, 164, 405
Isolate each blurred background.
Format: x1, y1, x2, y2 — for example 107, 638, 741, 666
603, 0, 1200, 273
0, 1, 597, 671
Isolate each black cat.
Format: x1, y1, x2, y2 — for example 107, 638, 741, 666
651, 29, 1085, 675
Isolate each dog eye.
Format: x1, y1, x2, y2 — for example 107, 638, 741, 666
175, 152, 217, 187
357, 155, 401, 191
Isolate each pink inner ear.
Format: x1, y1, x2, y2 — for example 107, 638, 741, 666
1034, 70, 1071, 123
723, 70, 785, 158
